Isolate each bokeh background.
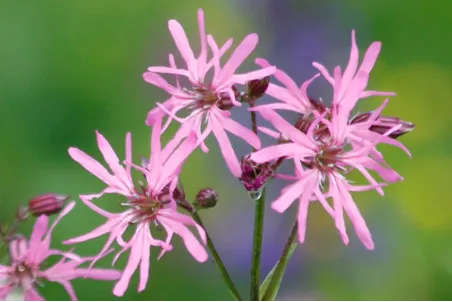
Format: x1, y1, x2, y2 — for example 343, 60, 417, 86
0, 0, 451, 300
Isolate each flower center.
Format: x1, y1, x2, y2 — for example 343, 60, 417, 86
14, 263, 32, 277
122, 195, 167, 224
294, 103, 332, 143
303, 143, 346, 175
120, 183, 177, 224
12, 261, 37, 289
185, 85, 237, 112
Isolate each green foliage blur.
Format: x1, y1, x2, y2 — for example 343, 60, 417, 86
0, 0, 450, 300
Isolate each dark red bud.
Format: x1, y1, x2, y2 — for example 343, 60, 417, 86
195, 188, 218, 209
370, 116, 415, 139
239, 156, 274, 199
217, 98, 234, 111
28, 193, 68, 216
294, 98, 329, 138
349, 112, 372, 124
217, 86, 240, 110
308, 98, 327, 113
247, 76, 270, 100
351, 113, 415, 139
173, 183, 186, 203
158, 182, 186, 204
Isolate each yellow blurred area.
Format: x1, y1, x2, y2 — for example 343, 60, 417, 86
395, 156, 452, 229
374, 63, 452, 144
363, 62, 452, 230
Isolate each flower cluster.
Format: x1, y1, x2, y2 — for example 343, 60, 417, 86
0, 8, 414, 301
248, 31, 413, 249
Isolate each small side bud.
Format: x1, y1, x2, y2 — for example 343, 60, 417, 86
349, 112, 371, 124
28, 193, 68, 217
195, 188, 218, 209
217, 86, 240, 110
351, 113, 415, 139
239, 156, 274, 200
246, 76, 270, 100
294, 98, 329, 141
158, 182, 186, 204
370, 117, 415, 139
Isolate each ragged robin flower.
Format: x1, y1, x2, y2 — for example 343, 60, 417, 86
143, 8, 276, 177
249, 30, 413, 249
0, 203, 120, 301
64, 120, 207, 297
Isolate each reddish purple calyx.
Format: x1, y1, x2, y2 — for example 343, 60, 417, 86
239, 156, 274, 192
28, 193, 68, 217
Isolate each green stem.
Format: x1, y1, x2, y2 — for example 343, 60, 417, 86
250, 110, 258, 137
191, 211, 243, 301
250, 188, 266, 300
262, 221, 298, 301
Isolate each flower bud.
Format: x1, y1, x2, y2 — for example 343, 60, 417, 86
308, 97, 327, 113
217, 86, 240, 110
158, 182, 186, 204
370, 117, 415, 139
173, 183, 186, 203
294, 98, 330, 142
351, 113, 415, 139
247, 76, 270, 100
195, 188, 218, 209
28, 193, 68, 217
239, 156, 274, 200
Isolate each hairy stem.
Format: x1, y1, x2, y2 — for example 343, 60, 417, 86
191, 211, 243, 300
250, 188, 266, 300
262, 221, 298, 301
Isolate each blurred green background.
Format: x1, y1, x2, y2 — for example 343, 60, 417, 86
0, 0, 450, 300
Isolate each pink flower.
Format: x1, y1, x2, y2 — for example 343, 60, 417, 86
253, 57, 320, 114
65, 122, 207, 297
249, 31, 413, 249
143, 9, 276, 176
0, 203, 120, 301
312, 30, 395, 142
253, 30, 410, 179
249, 109, 407, 250
310, 30, 411, 181
242, 29, 413, 251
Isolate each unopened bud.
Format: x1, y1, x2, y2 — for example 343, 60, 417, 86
308, 98, 327, 113
370, 117, 415, 139
351, 113, 415, 139
28, 193, 68, 216
217, 86, 240, 110
158, 182, 186, 205
294, 98, 330, 142
349, 112, 371, 124
247, 76, 270, 100
195, 188, 218, 209
239, 156, 274, 200
173, 183, 186, 203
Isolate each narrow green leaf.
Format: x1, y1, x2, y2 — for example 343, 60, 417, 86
259, 242, 298, 300
259, 266, 276, 300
